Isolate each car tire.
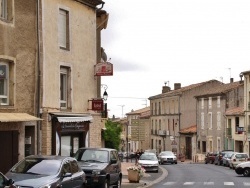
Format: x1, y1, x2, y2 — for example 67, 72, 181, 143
101, 179, 110, 188
175, 162, 177, 164
114, 177, 121, 188
243, 168, 250, 177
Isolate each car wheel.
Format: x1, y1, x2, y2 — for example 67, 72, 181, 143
101, 179, 110, 188
175, 162, 177, 164
114, 177, 121, 188
243, 168, 250, 177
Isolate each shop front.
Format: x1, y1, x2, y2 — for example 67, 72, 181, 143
50, 113, 93, 157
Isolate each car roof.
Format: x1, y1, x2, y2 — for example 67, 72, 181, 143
25, 155, 75, 161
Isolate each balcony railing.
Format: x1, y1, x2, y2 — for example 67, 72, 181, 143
226, 128, 232, 137
158, 130, 166, 136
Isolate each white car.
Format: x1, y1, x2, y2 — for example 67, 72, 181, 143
138, 152, 159, 173
158, 151, 177, 164
229, 152, 249, 169
235, 161, 250, 176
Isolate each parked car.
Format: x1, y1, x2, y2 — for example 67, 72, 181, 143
0, 172, 16, 188
138, 152, 159, 173
158, 151, 177, 164
235, 161, 250, 177
229, 152, 249, 169
5, 155, 85, 188
205, 152, 218, 164
222, 152, 235, 167
74, 147, 122, 188
214, 150, 234, 165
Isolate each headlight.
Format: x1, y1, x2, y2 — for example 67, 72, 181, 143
92, 170, 101, 175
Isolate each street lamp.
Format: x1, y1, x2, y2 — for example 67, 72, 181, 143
101, 84, 108, 101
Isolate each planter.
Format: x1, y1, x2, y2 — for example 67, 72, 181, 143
127, 170, 140, 183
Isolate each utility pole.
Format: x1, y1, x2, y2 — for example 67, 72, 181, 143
118, 105, 125, 118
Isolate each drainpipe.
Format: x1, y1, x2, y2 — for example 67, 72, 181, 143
36, 0, 41, 155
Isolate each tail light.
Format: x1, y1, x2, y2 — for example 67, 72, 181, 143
248, 158, 250, 161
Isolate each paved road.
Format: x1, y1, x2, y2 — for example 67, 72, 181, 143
152, 162, 250, 188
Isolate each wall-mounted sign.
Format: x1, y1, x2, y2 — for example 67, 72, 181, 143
92, 99, 103, 111
94, 62, 113, 76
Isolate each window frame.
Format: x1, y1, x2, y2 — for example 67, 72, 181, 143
0, 62, 9, 105
58, 8, 70, 50
60, 66, 71, 109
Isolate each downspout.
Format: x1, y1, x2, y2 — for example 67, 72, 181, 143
36, 0, 41, 155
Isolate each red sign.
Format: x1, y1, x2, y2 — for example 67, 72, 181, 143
92, 99, 103, 111
94, 62, 113, 76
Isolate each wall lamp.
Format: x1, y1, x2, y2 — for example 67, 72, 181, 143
101, 84, 108, 101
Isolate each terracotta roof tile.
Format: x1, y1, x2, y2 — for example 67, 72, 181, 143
225, 107, 244, 116
179, 125, 197, 134
126, 107, 150, 115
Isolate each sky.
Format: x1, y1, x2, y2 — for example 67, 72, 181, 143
101, 0, 250, 118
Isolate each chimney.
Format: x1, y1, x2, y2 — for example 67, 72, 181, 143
230, 78, 234, 83
174, 83, 181, 90
162, 86, 170, 93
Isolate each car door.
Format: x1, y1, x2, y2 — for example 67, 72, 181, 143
60, 160, 74, 188
109, 150, 120, 185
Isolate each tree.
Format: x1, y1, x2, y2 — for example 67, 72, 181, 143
102, 120, 122, 150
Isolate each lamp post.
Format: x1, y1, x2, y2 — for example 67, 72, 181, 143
101, 84, 108, 118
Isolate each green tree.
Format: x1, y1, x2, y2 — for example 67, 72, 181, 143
102, 120, 122, 150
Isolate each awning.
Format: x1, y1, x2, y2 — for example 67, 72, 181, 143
57, 116, 93, 123
0, 113, 42, 122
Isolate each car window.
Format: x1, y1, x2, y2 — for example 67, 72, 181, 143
236, 154, 248, 158
76, 149, 109, 162
70, 160, 80, 174
62, 161, 71, 175
0, 174, 4, 187
11, 158, 61, 175
110, 151, 117, 161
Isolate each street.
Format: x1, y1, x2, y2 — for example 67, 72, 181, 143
152, 163, 250, 188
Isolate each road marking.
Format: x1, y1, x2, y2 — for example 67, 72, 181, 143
183, 182, 195, 185
204, 182, 214, 185
244, 182, 250, 186
163, 182, 176, 185
224, 182, 234, 186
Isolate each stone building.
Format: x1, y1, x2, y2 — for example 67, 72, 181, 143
195, 79, 244, 155
0, 0, 108, 173
148, 80, 223, 159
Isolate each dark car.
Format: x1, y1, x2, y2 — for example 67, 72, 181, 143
214, 150, 234, 165
0, 172, 16, 188
205, 152, 218, 164
5, 155, 85, 188
74, 147, 122, 188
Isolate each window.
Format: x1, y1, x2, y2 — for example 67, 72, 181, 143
58, 9, 70, 50
0, 0, 13, 22
201, 112, 204, 129
217, 112, 221, 130
0, 62, 8, 105
208, 97, 212, 109
201, 98, 204, 109
60, 66, 70, 109
208, 112, 212, 129
217, 96, 220, 108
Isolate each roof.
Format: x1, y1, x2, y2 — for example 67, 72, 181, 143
179, 125, 197, 134
195, 81, 243, 98
74, 0, 104, 8
126, 107, 150, 115
0, 113, 42, 122
225, 107, 244, 116
149, 79, 222, 100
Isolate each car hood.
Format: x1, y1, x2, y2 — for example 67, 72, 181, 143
236, 161, 250, 168
77, 161, 109, 170
138, 160, 158, 165
6, 172, 57, 187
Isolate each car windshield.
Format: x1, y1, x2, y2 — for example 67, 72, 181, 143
11, 158, 61, 175
161, 152, 174, 156
75, 149, 109, 163
140, 154, 157, 161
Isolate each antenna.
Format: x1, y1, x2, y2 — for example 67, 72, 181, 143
164, 81, 169, 86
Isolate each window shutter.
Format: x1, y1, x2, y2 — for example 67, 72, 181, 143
58, 9, 67, 48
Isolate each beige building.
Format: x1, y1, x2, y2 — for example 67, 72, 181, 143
148, 80, 222, 159
0, 0, 108, 173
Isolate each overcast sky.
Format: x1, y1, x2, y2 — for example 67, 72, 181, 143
101, 0, 250, 118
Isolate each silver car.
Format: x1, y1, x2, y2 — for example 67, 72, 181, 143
158, 151, 177, 164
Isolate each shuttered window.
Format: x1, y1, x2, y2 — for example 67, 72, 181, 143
0, 0, 7, 19
58, 9, 69, 50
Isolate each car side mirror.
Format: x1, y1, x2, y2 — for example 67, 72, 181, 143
7, 179, 15, 186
